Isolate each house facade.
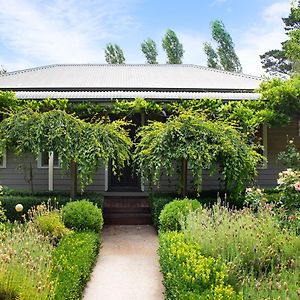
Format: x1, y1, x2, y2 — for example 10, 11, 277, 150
0, 64, 296, 195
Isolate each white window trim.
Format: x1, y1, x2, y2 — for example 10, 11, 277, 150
258, 124, 268, 169
0, 148, 6, 168
37, 151, 60, 169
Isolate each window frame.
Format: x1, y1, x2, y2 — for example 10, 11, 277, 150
37, 151, 60, 169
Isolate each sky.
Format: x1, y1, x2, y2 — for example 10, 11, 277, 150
0, 0, 293, 76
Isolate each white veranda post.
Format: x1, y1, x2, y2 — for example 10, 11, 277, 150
48, 151, 54, 191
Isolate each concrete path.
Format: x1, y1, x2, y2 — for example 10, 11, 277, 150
83, 225, 164, 300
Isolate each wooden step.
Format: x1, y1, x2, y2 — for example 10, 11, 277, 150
103, 196, 152, 225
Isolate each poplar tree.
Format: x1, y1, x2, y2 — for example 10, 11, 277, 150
162, 29, 184, 64
141, 38, 158, 64
105, 43, 125, 64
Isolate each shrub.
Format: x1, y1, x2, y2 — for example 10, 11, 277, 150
159, 198, 201, 231
1, 193, 104, 222
182, 203, 300, 298
0, 222, 55, 300
62, 200, 103, 232
51, 231, 100, 300
34, 211, 71, 243
149, 194, 174, 228
159, 231, 240, 300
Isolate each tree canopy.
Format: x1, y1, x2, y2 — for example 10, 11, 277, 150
260, 1, 300, 76
134, 112, 261, 197
104, 43, 125, 64
141, 38, 158, 64
0, 110, 132, 189
204, 20, 242, 73
162, 29, 184, 64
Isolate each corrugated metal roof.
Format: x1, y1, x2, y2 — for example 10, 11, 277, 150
0, 64, 261, 91
15, 90, 260, 101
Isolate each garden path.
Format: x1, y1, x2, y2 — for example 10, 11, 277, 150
83, 225, 164, 300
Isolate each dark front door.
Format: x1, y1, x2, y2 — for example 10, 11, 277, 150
108, 114, 141, 192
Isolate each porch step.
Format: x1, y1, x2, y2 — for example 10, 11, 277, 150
103, 196, 152, 225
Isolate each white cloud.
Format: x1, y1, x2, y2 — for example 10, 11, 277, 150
0, 0, 138, 71
237, 0, 291, 76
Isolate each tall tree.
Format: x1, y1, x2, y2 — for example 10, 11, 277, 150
203, 42, 220, 69
260, 2, 300, 76
162, 29, 184, 64
141, 38, 158, 64
204, 20, 242, 73
104, 43, 125, 64
0, 66, 6, 75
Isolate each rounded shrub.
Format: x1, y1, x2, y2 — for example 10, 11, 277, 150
34, 211, 70, 242
159, 198, 201, 232
61, 200, 103, 232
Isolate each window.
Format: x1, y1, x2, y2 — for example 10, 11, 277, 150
37, 151, 60, 168
0, 148, 6, 168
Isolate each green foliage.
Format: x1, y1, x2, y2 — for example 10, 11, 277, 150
1, 193, 104, 221
260, 49, 292, 77
104, 43, 125, 64
0, 109, 132, 188
203, 42, 220, 69
244, 187, 267, 209
159, 199, 201, 232
0, 222, 55, 300
112, 97, 162, 115
51, 231, 100, 300
260, 1, 299, 76
278, 139, 300, 169
205, 20, 242, 72
62, 200, 103, 232
258, 75, 300, 125
162, 29, 184, 64
135, 112, 261, 196
159, 231, 240, 300
34, 211, 71, 242
141, 38, 158, 64
182, 203, 300, 298
149, 194, 174, 229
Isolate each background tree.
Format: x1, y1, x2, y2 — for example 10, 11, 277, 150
204, 20, 242, 73
162, 29, 184, 64
203, 42, 220, 69
260, 2, 300, 76
104, 43, 125, 64
0, 66, 6, 75
141, 38, 158, 64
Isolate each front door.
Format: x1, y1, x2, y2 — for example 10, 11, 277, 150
108, 114, 141, 192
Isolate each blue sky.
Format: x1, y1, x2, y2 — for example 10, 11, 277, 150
0, 0, 292, 75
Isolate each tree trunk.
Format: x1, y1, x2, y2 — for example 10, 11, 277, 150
181, 158, 188, 198
70, 160, 77, 198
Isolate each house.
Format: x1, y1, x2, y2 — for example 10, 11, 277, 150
0, 64, 296, 195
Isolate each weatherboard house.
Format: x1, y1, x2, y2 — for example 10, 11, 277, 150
0, 64, 296, 195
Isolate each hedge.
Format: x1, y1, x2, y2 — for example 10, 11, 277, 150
1, 193, 104, 221
159, 231, 241, 300
51, 231, 100, 300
